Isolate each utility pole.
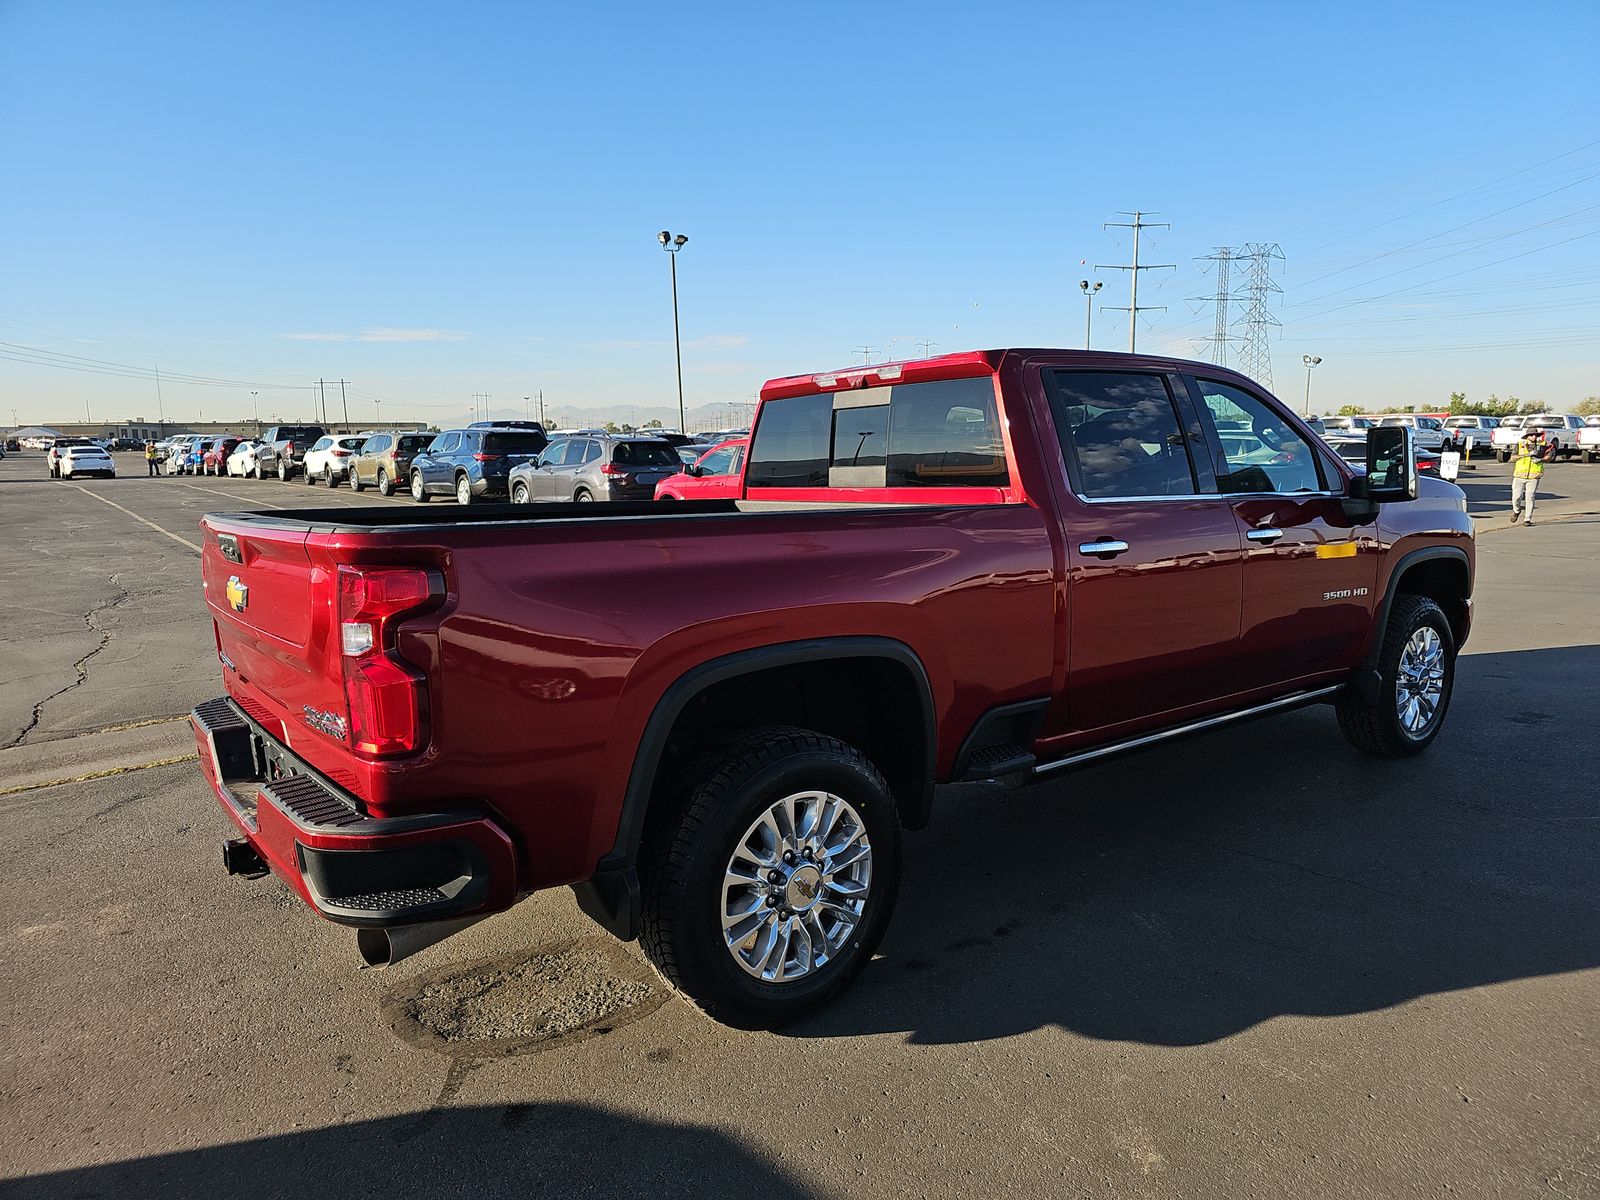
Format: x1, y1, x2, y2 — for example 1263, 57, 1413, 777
318, 379, 327, 425
337, 380, 350, 431
537, 389, 544, 426
1190, 247, 1238, 366
1097, 210, 1174, 353
154, 362, 165, 427
917, 340, 938, 357
854, 346, 876, 365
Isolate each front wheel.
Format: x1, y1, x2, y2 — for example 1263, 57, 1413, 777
411, 472, 430, 502
253, 462, 264, 480
1337, 594, 1455, 758
350, 469, 364, 492
639, 725, 902, 1029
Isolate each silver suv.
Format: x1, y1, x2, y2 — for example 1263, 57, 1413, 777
508, 435, 683, 503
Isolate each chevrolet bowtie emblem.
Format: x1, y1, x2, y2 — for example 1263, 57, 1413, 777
225, 575, 249, 613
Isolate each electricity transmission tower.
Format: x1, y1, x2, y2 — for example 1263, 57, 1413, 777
1097, 211, 1174, 353
854, 346, 876, 365
1190, 247, 1239, 366
1235, 243, 1284, 387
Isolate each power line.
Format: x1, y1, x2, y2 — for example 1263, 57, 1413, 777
1097, 211, 1174, 353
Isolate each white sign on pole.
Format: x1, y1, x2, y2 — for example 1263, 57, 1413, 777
1440, 450, 1462, 481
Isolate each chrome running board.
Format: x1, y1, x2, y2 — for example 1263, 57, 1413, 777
1032, 685, 1344, 776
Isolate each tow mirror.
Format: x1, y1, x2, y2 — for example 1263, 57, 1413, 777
1349, 424, 1417, 508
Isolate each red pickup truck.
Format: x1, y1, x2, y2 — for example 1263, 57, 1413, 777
191, 350, 1473, 1027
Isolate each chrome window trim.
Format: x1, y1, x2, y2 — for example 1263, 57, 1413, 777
1070, 489, 1343, 505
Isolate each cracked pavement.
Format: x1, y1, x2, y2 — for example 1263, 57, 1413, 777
0, 449, 1596, 1199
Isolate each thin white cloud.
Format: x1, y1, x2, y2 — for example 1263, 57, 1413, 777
357, 328, 470, 343
689, 333, 751, 349
278, 328, 471, 343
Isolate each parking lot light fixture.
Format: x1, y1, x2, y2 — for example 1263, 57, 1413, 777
1302, 355, 1322, 415
659, 230, 689, 435
1079, 280, 1103, 350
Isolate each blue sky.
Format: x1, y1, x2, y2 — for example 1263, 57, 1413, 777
2, 0, 1596, 429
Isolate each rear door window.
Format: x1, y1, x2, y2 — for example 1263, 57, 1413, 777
886, 378, 1006, 487
748, 394, 832, 487
1046, 372, 1200, 499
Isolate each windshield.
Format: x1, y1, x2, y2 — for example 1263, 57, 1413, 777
612, 441, 680, 467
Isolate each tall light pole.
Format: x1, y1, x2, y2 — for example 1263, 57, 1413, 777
658, 230, 688, 433
1079, 280, 1103, 350
250, 391, 259, 428
1302, 355, 1322, 415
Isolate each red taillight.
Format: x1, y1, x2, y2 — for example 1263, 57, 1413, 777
332, 449, 352, 457
337, 566, 438, 757
284, 441, 295, 455
599, 462, 626, 475
472, 452, 501, 462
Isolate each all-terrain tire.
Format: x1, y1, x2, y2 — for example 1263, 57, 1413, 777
639, 725, 902, 1029
1337, 594, 1455, 758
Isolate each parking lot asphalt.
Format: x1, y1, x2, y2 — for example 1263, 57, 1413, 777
2, 448, 1597, 1199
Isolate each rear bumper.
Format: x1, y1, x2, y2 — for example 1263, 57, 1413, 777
190, 697, 518, 928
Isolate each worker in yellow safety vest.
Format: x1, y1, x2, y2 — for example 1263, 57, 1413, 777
1509, 426, 1554, 526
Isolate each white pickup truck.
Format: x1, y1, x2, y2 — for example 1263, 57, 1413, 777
1578, 418, 1600, 464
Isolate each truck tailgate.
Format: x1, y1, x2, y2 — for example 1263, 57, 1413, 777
200, 517, 341, 749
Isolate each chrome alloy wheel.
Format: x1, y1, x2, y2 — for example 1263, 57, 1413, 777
721, 790, 872, 983
1395, 626, 1445, 736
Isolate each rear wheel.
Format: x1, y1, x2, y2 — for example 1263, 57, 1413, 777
1584, 450, 1597, 464
639, 725, 902, 1029
325, 465, 338, 488
1337, 594, 1455, 758
304, 465, 317, 484
411, 471, 430, 502
279, 461, 291, 482
511, 481, 529, 504
574, 488, 592, 502
376, 468, 391, 496
1497, 449, 1510, 463
456, 475, 473, 505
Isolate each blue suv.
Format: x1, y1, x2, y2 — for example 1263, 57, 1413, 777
408, 426, 549, 504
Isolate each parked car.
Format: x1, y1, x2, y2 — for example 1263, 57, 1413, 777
1577, 423, 1600, 463
46, 437, 99, 477
224, 440, 268, 477
301, 435, 370, 487
201, 437, 243, 476
1321, 417, 1373, 435
508, 434, 682, 503
1375, 415, 1446, 452
165, 435, 207, 475
4, 438, 19, 452
408, 427, 548, 504
192, 347, 1473, 1029
656, 438, 750, 500
673, 441, 715, 466
257, 424, 328, 481
1440, 415, 1500, 453
56, 442, 116, 479
349, 432, 435, 496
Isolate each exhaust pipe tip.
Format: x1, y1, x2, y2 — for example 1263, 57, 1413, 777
356, 915, 485, 970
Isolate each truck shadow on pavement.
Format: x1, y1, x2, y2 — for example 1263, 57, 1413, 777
5, 1104, 820, 1200
793, 644, 1600, 1047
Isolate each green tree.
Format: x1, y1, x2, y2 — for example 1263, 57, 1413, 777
1516, 397, 1550, 415
643, 418, 663, 428
1446, 391, 1468, 414
1336, 404, 1368, 416
1574, 396, 1600, 417
602, 420, 620, 433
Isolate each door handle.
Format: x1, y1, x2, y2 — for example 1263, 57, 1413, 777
1246, 528, 1284, 543
1078, 538, 1131, 558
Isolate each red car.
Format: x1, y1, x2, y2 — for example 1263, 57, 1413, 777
655, 438, 749, 500
201, 437, 242, 476
192, 349, 1473, 1028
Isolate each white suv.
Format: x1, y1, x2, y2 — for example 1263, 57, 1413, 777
1441, 415, 1500, 452
1375, 415, 1446, 452
301, 435, 369, 487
